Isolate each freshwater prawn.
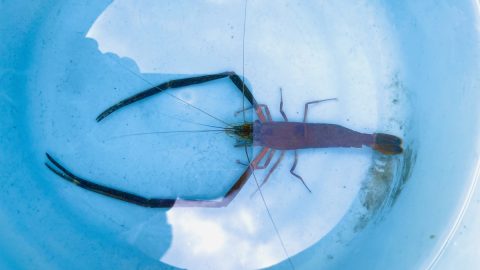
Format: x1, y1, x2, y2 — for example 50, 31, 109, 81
45, 71, 403, 208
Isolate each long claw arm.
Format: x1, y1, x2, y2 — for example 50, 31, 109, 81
96, 71, 258, 122
45, 153, 176, 208
44, 152, 257, 208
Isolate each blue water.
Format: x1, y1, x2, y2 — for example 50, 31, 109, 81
1, 1, 480, 269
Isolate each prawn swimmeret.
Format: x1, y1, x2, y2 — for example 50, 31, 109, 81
45, 71, 403, 208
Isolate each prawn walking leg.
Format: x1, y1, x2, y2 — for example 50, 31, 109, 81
251, 150, 286, 195
235, 104, 272, 123
279, 88, 288, 122
290, 150, 311, 192
303, 98, 337, 122
255, 148, 276, 169
236, 147, 275, 171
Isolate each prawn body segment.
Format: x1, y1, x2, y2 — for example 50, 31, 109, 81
253, 121, 375, 150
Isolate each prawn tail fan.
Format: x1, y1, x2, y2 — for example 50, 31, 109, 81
372, 133, 403, 155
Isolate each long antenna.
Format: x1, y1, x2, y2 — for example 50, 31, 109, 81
105, 129, 228, 141
241, 1, 294, 268
155, 110, 230, 130
241, 0, 248, 123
